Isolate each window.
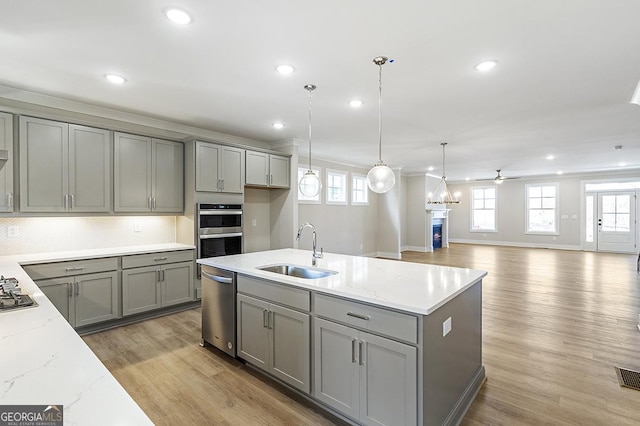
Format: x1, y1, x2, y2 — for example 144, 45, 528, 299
601, 194, 631, 232
351, 174, 369, 205
526, 183, 558, 234
471, 187, 496, 231
297, 166, 321, 203
326, 169, 347, 205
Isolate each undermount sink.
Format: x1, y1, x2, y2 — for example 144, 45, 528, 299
257, 264, 338, 279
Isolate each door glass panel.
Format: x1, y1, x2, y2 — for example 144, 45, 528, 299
617, 195, 630, 213
616, 215, 630, 231
602, 214, 616, 231
585, 195, 594, 243
601, 195, 616, 213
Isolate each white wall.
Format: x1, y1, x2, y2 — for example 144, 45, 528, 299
243, 188, 271, 253
0, 216, 176, 256
376, 168, 403, 259
404, 175, 427, 251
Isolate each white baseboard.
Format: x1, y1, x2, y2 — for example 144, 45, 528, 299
375, 251, 402, 260
402, 245, 428, 252
448, 239, 582, 251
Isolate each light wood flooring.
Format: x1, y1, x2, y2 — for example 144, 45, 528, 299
83, 244, 640, 425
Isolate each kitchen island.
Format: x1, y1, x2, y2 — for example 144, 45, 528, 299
198, 248, 488, 426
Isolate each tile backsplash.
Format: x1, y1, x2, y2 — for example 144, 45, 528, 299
0, 216, 177, 256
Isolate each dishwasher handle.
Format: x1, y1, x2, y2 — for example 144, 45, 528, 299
201, 270, 233, 284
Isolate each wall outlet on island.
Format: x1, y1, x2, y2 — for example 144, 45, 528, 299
360, 244, 363, 250
252, 219, 257, 227
7, 226, 18, 238
443, 317, 452, 337
134, 223, 141, 232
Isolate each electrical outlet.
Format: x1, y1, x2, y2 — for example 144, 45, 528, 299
360, 244, 363, 250
552, 236, 557, 241
252, 219, 257, 227
134, 223, 141, 232
7, 226, 18, 238
443, 317, 452, 337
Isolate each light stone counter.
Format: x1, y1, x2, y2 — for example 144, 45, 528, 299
0, 243, 194, 425
197, 248, 487, 315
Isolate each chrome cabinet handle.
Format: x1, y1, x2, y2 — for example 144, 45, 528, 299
63, 194, 68, 209
68, 284, 73, 298
7, 192, 12, 208
161, 269, 165, 282
268, 311, 273, 329
265, 174, 269, 184
359, 340, 365, 366
201, 271, 233, 284
351, 338, 357, 363
152, 197, 157, 210
75, 282, 80, 296
148, 197, 152, 209
270, 174, 273, 185
154, 257, 168, 261
157, 270, 161, 282
69, 194, 74, 210
65, 267, 84, 272
263, 310, 269, 328
347, 312, 371, 321
221, 179, 225, 190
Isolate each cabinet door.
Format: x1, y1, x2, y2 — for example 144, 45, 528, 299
161, 261, 194, 306
220, 146, 244, 193
313, 318, 360, 419
19, 117, 69, 212
75, 271, 119, 327
359, 331, 417, 426
245, 151, 269, 186
68, 125, 111, 212
237, 293, 270, 371
270, 303, 310, 393
37, 277, 74, 325
152, 139, 184, 212
269, 154, 290, 188
114, 132, 152, 212
195, 141, 220, 192
122, 266, 161, 316
0, 112, 13, 212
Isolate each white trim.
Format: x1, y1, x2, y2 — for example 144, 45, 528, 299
375, 251, 402, 260
470, 185, 497, 232
525, 182, 559, 235
402, 245, 428, 252
350, 173, 369, 206
449, 239, 581, 251
326, 168, 348, 205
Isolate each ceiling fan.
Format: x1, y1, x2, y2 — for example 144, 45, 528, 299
476, 169, 521, 185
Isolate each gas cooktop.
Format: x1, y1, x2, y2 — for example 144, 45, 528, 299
0, 276, 37, 312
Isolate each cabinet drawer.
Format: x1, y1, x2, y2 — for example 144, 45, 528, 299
23, 257, 118, 280
122, 250, 194, 269
314, 294, 418, 344
238, 275, 310, 312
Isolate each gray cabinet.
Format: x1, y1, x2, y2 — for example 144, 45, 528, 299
122, 250, 194, 316
114, 132, 184, 213
0, 112, 13, 212
195, 141, 244, 193
314, 317, 417, 426
245, 150, 290, 188
26, 258, 119, 329
237, 277, 310, 393
19, 116, 111, 213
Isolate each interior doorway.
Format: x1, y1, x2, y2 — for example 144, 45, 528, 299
584, 187, 638, 253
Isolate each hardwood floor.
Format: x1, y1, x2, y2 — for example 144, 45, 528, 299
83, 244, 640, 425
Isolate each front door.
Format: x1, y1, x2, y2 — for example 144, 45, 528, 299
596, 191, 636, 253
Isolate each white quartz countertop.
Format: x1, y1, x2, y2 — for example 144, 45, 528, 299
0, 243, 194, 425
197, 249, 487, 315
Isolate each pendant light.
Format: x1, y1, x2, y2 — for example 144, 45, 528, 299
428, 142, 461, 204
366, 56, 395, 194
298, 84, 322, 197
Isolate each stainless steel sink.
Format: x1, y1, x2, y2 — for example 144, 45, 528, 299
257, 264, 338, 279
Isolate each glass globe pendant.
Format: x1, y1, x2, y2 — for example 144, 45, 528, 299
298, 84, 322, 197
366, 56, 395, 194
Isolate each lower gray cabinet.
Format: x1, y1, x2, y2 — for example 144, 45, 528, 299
122, 261, 194, 316
37, 271, 119, 328
314, 317, 418, 426
237, 293, 310, 393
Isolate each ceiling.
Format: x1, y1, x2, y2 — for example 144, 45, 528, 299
1, 0, 640, 181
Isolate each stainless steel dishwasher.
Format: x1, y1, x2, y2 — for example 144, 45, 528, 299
200, 265, 236, 357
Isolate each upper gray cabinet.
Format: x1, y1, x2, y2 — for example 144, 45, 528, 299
114, 132, 183, 213
195, 141, 244, 193
245, 150, 290, 189
0, 112, 14, 212
19, 116, 111, 213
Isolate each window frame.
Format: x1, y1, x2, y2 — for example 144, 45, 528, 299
470, 186, 497, 232
326, 168, 348, 205
350, 173, 369, 206
525, 182, 560, 235
297, 165, 322, 204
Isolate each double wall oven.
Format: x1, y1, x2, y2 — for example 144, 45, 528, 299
197, 203, 243, 261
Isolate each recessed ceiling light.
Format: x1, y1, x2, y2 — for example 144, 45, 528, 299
557, 171, 563, 175
165, 8, 192, 25
272, 122, 284, 130
104, 74, 126, 84
474, 60, 499, 72
276, 64, 295, 75
618, 162, 627, 167
427, 166, 434, 171
465, 177, 470, 181
349, 99, 363, 108
546, 155, 555, 160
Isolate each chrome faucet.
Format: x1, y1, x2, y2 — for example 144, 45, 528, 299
296, 222, 323, 266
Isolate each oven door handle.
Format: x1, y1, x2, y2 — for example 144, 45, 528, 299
201, 271, 233, 284
199, 232, 243, 239
199, 211, 243, 216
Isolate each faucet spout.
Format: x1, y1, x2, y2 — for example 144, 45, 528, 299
296, 223, 323, 266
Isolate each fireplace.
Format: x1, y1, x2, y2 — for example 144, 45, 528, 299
425, 209, 449, 252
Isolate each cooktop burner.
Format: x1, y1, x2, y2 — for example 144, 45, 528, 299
0, 276, 37, 311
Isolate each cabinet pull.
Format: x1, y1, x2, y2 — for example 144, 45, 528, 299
69, 194, 74, 210
148, 197, 152, 209
7, 192, 12, 208
270, 174, 273, 185
221, 179, 225, 190
157, 270, 161, 282
152, 197, 157, 210
161, 269, 165, 282
347, 312, 370, 321
63, 194, 68, 209
75, 282, 80, 296
268, 311, 273, 329
351, 338, 357, 363
359, 340, 365, 366
68, 284, 73, 298
65, 267, 84, 272
263, 310, 269, 328
154, 257, 168, 262
265, 174, 269, 184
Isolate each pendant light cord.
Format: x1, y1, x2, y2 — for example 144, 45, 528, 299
378, 61, 383, 163
441, 142, 447, 179
304, 84, 316, 171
